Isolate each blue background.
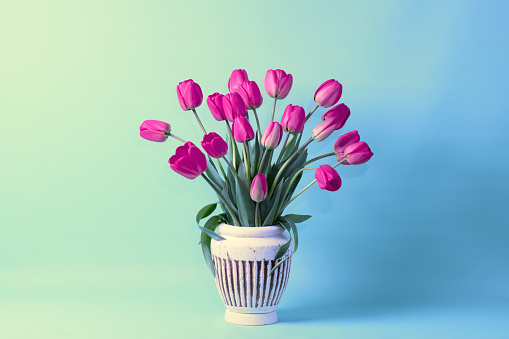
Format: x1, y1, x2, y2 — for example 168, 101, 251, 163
1, 0, 508, 338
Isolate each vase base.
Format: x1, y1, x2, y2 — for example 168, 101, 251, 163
224, 310, 277, 326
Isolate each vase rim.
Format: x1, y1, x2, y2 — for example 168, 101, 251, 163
216, 223, 284, 238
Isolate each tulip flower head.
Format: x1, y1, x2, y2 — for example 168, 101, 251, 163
232, 116, 255, 143
344, 141, 373, 165
322, 103, 350, 130
334, 130, 360, 161
201, 132, 228, 159
169, 142, 207, 179
176, 79, 203, 111
206, 93, 226, 121
228, 69, 249, 93
264, 69, 293, 99
250, 173, 268, 202
312, 118, 337, 142
139, 120, 171, 142
315, 164, 342, 191
261, 122, 283, 149
281, 104, 305, 134
222, 92, 247, 122
237, 80, 263, 109
314, 79, 343, 108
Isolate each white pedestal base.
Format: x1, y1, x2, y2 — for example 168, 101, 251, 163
224, 310, 278, 326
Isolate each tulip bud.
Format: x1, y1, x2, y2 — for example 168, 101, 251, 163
237, 80, 263, 109
250, 173, 268, 202
176, 79, 203, 110
344, 141, 374, 165
314, 79, 342, 108
222, 92, 247, 122
312, 118, 337, 142
206, 93, 226, 121
264, 69, 293, 99
322, 103, 350, 130
169, 141, 207, 179
232, 116, 255, 143
261, 122, 283, 149
314, 164, 342, 191
334, 130, 360, 162
228, 69, 249, 93
139, 120, 171, 142
281, 104, 305, 134
201, 132, 228, 159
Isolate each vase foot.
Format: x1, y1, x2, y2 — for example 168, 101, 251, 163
224, 310, 277, 326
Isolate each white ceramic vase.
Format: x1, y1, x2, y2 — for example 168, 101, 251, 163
210, 223, 293, 326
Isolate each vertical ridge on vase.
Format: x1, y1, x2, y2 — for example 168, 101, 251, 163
226, 258, 236, 306
275, 256, 291, 305
270, 260, 283, 306
214, 257, 226, 303
212, 255, 292, 309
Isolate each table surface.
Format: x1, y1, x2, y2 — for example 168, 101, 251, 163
1, 276, 508, 339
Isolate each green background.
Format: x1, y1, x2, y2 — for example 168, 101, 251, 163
1, 0, 508, 338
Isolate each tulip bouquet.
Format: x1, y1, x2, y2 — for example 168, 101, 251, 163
140, 69, 373, 275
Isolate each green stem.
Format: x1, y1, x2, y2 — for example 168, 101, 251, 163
192, 109, 207, 134
225, 121, 238, 170
215, 158, 227, 180
281, 158, 348, 210
222, 156, 237, 177
201, 174, 240, 225
304, 152, 336, 166
242, 142, 251, 182
255, 202, 260, 227
252, 108, 262, 144
304, 104, 319, 122
169, 133, 186, 143
276, 167, 315, 216
258, 147, 269, 173
276, 132, 291, 164
270, 97, 277, 122
268, 138, 314, 197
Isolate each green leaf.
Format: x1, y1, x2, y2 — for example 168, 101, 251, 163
205, 160, 224, 189
226, 133, 242, 170
284, 214, 312, 224
273, 237, 291, 262
198, 225, 226, 241
235, 177, 255, 226
279, 216, 298, 254
195, 203, 217, 224
200, 215, 226, 277
250, 134, 261, 175
280, 134, 299, 163
262, 179, 284, 226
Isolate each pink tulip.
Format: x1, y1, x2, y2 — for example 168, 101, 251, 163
176, 79, 203, 110
261, 122, 283, 149
232, 116, 255, 143
281, 104, 305, 134
139, 120, 171, 142
206, 93, 226, 121
314, 79, 342, 108
222, 92, 247, 122
250, 173, 268, 202
228, 69, 249, 93
344, 141, 373, 165
237, 80, 263, 109
312, 118, 337, 142
201, 132, 228, 159
322, 103, 350, 130
314, 164, 342, 191
334, 130, 360, 162
169, 141, 207, 179
264, 69, 293, 99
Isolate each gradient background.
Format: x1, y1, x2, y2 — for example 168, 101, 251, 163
1, 1, 508, 338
